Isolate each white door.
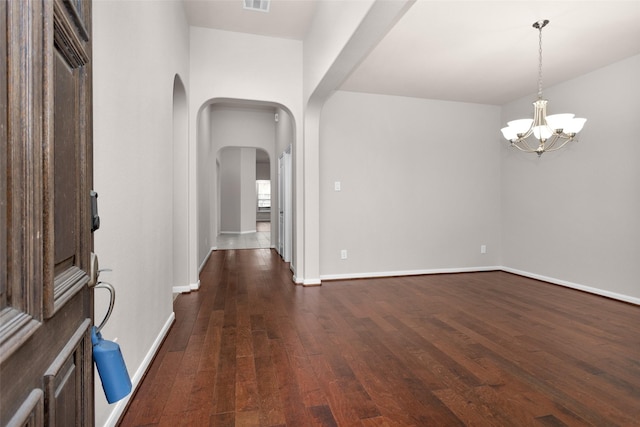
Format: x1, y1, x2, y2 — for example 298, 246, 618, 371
277, 147, 292, 262
278, 153, 285, 256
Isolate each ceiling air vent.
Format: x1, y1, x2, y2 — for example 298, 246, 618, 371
243, 0, 270, 13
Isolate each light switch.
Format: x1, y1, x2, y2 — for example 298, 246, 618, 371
334, 181, 341, 191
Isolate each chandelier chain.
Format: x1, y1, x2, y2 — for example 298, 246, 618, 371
537, 23, 543, 99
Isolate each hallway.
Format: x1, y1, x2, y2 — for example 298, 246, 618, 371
118, 250, 640, 426
216, 222, 271, 250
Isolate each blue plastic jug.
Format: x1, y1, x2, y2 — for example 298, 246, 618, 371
92, 326, 132, 404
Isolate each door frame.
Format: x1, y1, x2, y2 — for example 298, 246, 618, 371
278, 145, 292, 262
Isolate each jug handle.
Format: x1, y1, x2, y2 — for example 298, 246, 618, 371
94, 282, 115, 333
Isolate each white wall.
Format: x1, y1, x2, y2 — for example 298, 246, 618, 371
210, 106, 276, 156
275, 107, 293, 155
256, 160, 270, 180
301, 0, 415, 284
219, 148, 242, 233
218, 147, 257, 233
172, 76, 189, 292
320, 91, 502, 278
197, 104, 214, 264
92, 1, 189, 426
501, 54, 640, 303
303, 0, 375, 102
190, 27, 303, 111
302, 0, 378, 284
240, 148, 257, 232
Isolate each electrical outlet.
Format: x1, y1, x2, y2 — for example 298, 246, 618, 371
480, 245, 487, 254
340, 249, 348, 260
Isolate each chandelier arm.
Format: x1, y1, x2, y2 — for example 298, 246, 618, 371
518, 126, 535, 140
514, 118, 537, 142
546, 133, 574, 151
513, 138, 537, 153
510, 143, 536, 153
544, 134, 560, 150
544, 137, 575, 152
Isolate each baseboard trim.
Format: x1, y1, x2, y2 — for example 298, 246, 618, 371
220, 230, 256, 235
501, 267, 640, 305
320, 266, 501, 282
199, 248, 214, 273
303, 279, 322, 287
290, 264, 304, 285
102, 311, 175, 427
173, 281, 199, 293
172, 284, 191, 293
319, 266, 638, 305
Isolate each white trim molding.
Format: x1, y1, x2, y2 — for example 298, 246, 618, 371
302, 279, 322, 287
319, 265, 638, 305
172, 284, 191, 293
502, 267, 640, 306
172, 280, 200, 294
320, 266, 501, 282
101, 312, 175, 427
290, 264, 304, 285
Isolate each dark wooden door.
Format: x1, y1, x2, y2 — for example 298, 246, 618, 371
1, 0, 94, 425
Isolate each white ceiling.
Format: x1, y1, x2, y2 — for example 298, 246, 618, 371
183, 0, 317, 40
183, 0, 640, 105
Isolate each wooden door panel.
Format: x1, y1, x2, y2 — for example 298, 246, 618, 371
1, 0, 94, 425
5, 389, 44, 427
44, 319, 91, 426
53, 49, 80, 273
1, 290, 91, 425
1, 0, 45, 360
45, 0, 91, 317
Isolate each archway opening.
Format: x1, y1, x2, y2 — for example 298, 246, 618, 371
195, 99, 295, 266
217, 147, 271, 249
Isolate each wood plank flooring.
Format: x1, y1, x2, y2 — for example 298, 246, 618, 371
118, 249, 640, 426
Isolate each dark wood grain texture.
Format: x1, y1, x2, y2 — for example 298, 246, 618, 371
118, 249, 640, 427
1, 0, 94, 425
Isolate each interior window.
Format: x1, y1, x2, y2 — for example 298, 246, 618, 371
256, 180, 270, 212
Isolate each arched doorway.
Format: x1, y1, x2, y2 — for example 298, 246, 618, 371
217, 147, 271, 249
195, 99, 295, 267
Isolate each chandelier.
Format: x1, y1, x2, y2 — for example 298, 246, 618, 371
501, 20, 586, 156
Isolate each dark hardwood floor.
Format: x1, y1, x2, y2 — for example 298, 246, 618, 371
118, 249, 640, 426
